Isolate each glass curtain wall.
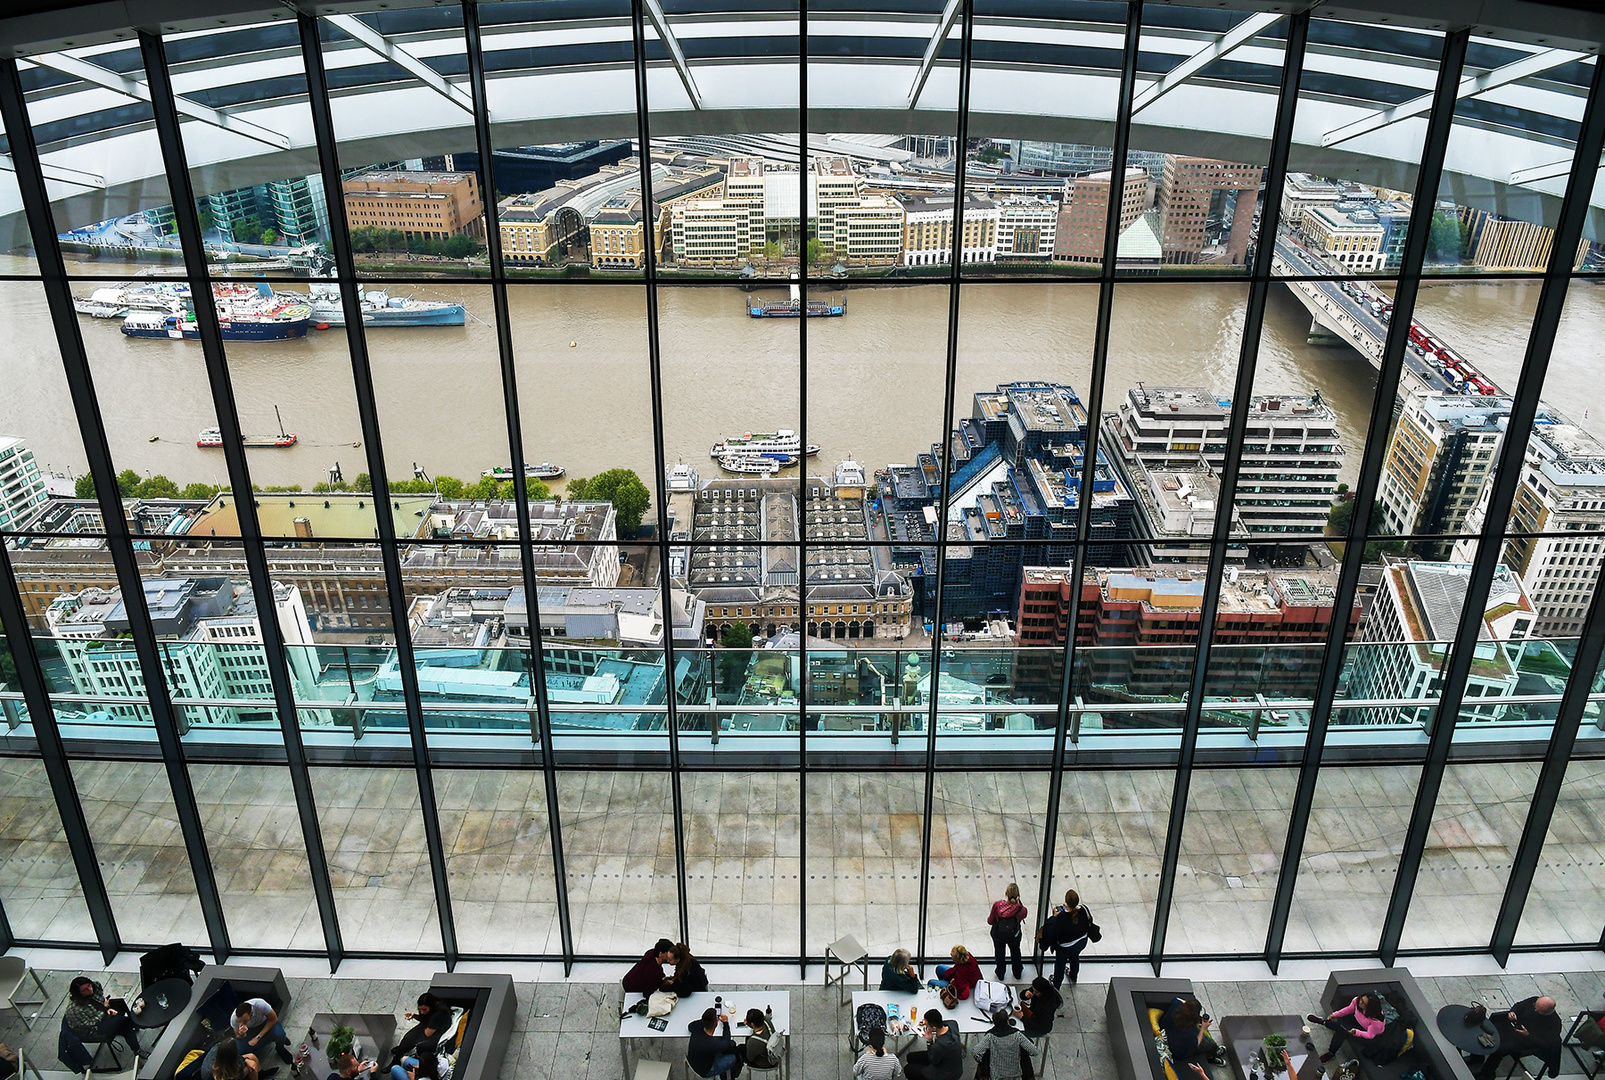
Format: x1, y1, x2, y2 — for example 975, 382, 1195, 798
0, 0, 1602, 968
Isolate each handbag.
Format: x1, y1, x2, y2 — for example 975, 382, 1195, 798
1464, 1002, 1487, 1027
940, 987, 959, 1010
1085, 906, 1103, 944
646, 991, 678, 1017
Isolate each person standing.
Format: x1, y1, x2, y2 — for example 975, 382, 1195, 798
988, 883, 1028, 982
969, 1013, 1042, 1080
64, 976, 147, 1062
1035, 889, 1094, 988
904, 1010, 962, 1080
623, 938, 677, 997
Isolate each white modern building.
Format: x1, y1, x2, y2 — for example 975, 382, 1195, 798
0, 435, 49, 531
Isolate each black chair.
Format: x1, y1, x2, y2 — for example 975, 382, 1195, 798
59, 1015, 125, 1072
1565, 1012, 1605, 1080
139, 943, 205, 990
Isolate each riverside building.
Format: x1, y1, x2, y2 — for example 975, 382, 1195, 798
341, 169, 484, 243
1376, 391, 1512, 555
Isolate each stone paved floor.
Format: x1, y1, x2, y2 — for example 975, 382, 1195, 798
2, 960, 1602, 1080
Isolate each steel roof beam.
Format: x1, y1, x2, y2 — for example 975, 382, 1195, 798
1511, 152, 1597, 186
905, 0, 962, 110
641, 0, 701, 110
0, 154, 102, 187
1324, 45, 1586, 148
324, 13, 476, 116
21, 52, 289, 150
1130, 11, 1283, 117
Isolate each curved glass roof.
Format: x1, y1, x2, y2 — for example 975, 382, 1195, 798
0, 1, 1598, 235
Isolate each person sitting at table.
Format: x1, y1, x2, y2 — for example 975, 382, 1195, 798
855, 1026, 904, 1080
1307, 993, 1384, 1064
328, 1050, 381, 1080
688, 1007, 743, 1080
904, 1010, 962, 1080
64, 975, 147, 1062
664, 942, 710, 997
624, 938, 677, 997
234, 997, 294, 1065
880, 950, 922, 993
1162, 996, 1227, 1078
1015, 977, 1062, 1040
926, 946, 982, 1001
743, 1009, 783, 1070
1478, 996, 1564, 1080
970, 1012, 1042, 1080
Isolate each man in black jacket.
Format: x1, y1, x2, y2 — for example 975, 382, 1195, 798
1479, 996, 1562, 1080
905, 1009, 962, 1080
687, 1008, 743, 1080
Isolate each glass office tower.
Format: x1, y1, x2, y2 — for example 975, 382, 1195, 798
0, 0, 1603, 972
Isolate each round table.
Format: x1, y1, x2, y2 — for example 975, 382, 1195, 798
1436, 1004, 1501, 1057
132, 978, 194, 1030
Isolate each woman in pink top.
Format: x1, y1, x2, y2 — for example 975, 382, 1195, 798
1308, 993, 1386, 1063
987, 882, 1028, 982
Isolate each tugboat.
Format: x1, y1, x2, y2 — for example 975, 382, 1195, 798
197, 406, 297, 448
482, 462, 566, 480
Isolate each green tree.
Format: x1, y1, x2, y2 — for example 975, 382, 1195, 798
1427, 211, 1468, 266
566, 476, 589, 499
260, 229, 278, 246
352, 473, 373, 493
435, 475, 466, 499
75, 474, 96, 499
572, 468, 651, 533
196, 202, 216, 237
348, 227, 376, 254
116, 469, 141, 497
464, 476, 501, 500
762, 241, 782, 260
135, 475, 180, 499
1326, 499, 1407, 562
718, 622, 755, 697
443, 234, 476, 259
806, 238, 825, 265
181, 483, 219, 500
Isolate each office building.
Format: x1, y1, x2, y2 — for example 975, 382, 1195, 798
1053, 167, 1148, 264
1157, 155, 1264, 264
342, 169, 484, 242
897, 191, 998, 266
0, 435, 48, 531
1279, 173, 1343, 232
1376, 392, 1511, 553
1302, 203, 1386, 272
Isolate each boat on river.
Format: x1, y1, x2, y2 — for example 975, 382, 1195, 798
482, 462, 566, 480
197, 406, 297, 448
289, 284, 466, 328
710, 429, 820, 458
716, 454, 781, 475
748, 284, 845, 318
121, 305, 310, 341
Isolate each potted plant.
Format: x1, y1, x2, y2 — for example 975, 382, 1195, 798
327, 1025, 356, 1061
1262, 1034, 1289, 1073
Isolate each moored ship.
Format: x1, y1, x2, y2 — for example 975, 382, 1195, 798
716, 454, 781, 475
482, 462, 566, 480
197, 406, 297, 448
748, 284, 845, 318
290, 284, 467, 328
121, 306, 311, 341
710, 429, 820, 457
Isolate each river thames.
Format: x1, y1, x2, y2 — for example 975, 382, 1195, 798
4, 262, 1601, 496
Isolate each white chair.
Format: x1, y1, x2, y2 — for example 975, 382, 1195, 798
0, 955, 48, 1030
17, 1045, 93, 1080
636, 1059, 673, 1080
824, 934, 870, 1006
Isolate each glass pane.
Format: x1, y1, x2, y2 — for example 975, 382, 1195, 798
19, 45, 179, 280
310, 765, 444, 953
1133, 4, 1284, 276
70, 756, 209, 945
1429, 50, 1596, 274
1282, 764, 1421, 953
190, 761, 324, 952
1054, 768, 1172, 956
683, 772, 799, 957
557, 769, 679, 956
928, 772, 1049, 978
0, 279, 87, 535
806, 771, 924, 962
1276, 19, 1443, 280
438, 767, 561, 956
0, 756, 96, 942
1164, 766, 1297, 956
1398, 761, 1540, 951
1514, 757, 1605, 946
319, 8, 488, 278
160, 21, 332, 278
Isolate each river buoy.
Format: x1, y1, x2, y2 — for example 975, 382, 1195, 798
569, 340, 577, 348
148, 435, 159, 442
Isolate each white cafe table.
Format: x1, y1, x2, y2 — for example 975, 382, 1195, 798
619, 992, 792, 1080
850, 988, 996, 1054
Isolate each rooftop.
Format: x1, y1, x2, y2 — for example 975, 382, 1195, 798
191, 492, 432, 540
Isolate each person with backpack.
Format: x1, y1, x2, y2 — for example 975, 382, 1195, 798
742, 1009, 783, 1071
1035, 889, 1096, 988
969, 1012, 1042, 1080
987, 883, 1028, 982
854, 1027, 904, 1080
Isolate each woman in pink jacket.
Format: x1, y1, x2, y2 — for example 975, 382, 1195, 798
987, 882, 1028, 982
1308, 993, 1385, 1063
